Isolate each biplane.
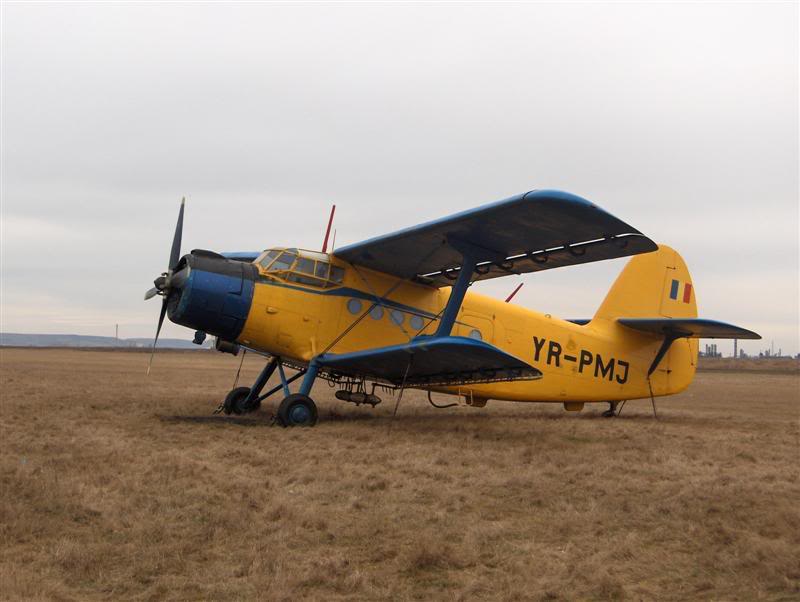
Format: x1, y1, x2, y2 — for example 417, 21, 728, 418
144, 190, 760, 426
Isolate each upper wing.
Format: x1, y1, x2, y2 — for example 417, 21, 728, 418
618, 318, 761, 339
334, 189, 657, 286
315, 336, 541, 387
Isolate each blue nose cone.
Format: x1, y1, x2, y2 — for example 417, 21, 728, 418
167, 251, 256, 341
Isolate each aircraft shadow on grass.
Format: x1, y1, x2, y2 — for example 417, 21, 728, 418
156, 403, 691, 429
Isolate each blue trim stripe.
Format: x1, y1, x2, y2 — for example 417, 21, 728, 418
669, 279, 679, 300
256, 278, 444, 321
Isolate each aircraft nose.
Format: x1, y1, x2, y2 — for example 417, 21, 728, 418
166, 250, 256, 341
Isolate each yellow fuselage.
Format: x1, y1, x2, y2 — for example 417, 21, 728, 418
237, 255, 697, 407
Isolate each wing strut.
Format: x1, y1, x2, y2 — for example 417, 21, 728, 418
436, 252, 475, 337
435, 238, 504, 337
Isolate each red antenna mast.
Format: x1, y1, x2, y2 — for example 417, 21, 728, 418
321, 204, 336, 253
505, 282, 524, 303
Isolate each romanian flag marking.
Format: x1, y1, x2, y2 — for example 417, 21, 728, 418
670, 279, 692, 303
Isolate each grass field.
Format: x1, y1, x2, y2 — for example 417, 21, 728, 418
1, 348, 798, 601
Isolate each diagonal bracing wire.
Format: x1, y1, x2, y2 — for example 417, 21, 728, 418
320, 246, 441, 357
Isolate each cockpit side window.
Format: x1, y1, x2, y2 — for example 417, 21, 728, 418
295, 257, 315, 275
314, 261, 329, 279
286, 257, 324, 286
257, 249, 346, 288
270, 252, 296, 272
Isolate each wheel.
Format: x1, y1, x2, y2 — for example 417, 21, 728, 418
223, 386, 256, 415
277, 394, 318, 427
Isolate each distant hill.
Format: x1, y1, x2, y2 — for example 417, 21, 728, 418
0, 332, 210, 349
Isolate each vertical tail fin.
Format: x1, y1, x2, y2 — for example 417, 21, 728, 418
594, 244, 699, 396
594, 244, 697, 321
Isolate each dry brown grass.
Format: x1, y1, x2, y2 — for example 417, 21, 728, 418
698, 357, 799, 374
1, 348, 798, 601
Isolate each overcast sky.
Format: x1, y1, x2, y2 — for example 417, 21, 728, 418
2, 2, 798, 355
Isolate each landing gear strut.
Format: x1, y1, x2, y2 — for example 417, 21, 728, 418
221, 356, 281, 415
601, 401, 619, 418
219, 355, 320, 427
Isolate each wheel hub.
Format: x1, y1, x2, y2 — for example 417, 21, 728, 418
289, 404, 311, 424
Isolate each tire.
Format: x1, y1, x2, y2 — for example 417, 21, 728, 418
223, 386, 252, 415
277, 394, 318, 427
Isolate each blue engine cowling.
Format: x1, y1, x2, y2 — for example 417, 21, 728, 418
167, 250, 256, 341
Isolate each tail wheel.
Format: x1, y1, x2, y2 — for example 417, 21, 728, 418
223, 386, 257, 415
277, 394, 318, 427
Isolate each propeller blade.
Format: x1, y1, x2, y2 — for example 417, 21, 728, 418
146, 298, 169, 375
168, 197, 185, 271
144, 287, 159, 301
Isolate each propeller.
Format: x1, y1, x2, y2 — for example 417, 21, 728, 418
144, 197, 186, 375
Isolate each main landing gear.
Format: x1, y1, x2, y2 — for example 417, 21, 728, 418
277, 394, 318, 427
219, 355, 320, 427
223, 386, 258, 415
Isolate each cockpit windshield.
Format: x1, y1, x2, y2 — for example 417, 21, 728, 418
256, 248, 344, 288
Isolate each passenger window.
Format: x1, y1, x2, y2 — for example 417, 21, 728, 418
347, 299, 362, 314
468, 329, 483, 341
390, 310, 404, 326
410, 315, 425, 331
315, 262, 330, 279
370, 305, 384, 320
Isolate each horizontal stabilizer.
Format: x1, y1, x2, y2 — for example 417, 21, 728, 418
334, 190, 656, 287
618, 318, 761, 339
316, 336, 542, 387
